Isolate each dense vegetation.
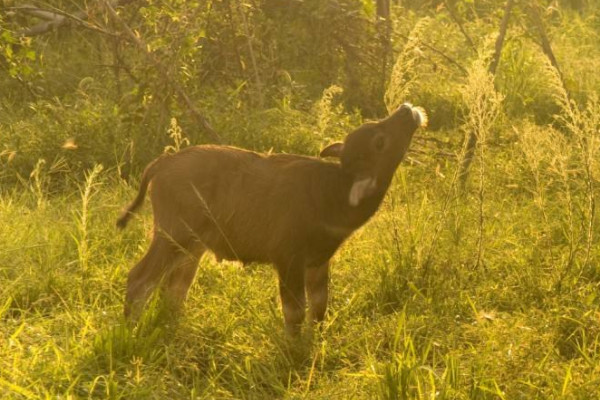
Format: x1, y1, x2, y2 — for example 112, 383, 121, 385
1, 0, 599, 398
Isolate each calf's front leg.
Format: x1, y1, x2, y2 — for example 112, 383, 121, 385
305, 262, 329, 323
277, 264, 306, 336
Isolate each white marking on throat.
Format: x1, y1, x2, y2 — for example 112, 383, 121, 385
349, 177, 377, 207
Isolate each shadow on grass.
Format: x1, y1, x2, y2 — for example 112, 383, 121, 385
75, 293, 327, 399
73, 295, 182, 398
168, 309, 322, 399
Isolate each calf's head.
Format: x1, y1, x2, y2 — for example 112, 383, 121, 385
320, 103, 427, 206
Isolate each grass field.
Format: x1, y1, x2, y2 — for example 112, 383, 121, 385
2, 91, 599, 399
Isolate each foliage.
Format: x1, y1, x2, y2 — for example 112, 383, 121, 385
0, 29, 37, 80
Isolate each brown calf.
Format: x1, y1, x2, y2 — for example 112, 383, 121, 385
117, 103, 426, 334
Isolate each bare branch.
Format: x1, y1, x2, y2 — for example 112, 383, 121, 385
526, 3, 568, 91
488, 0, 515, 75
11, 5, 59, 21
443, 0, 477, 53
10, 1, 130, 37
238, 4, 264, 108
395, 32, 468, 76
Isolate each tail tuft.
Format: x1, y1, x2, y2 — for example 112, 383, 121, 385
116, 211, 131, 229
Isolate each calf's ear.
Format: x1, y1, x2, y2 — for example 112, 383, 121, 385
319, 142, 344, 158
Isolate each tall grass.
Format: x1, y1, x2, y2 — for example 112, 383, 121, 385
547, 63, 599, 277
385, 18, 430, 114
75, 164, 104, 271
458, 55, 504, 269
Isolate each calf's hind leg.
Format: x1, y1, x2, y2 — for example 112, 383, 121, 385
162, 244, 205, 311
125, 235, 182, 319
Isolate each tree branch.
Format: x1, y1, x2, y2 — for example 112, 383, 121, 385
526, 3, 568, 90
11, 5, 59, 21
10, 1, 131, 37
238, 3, 264, 108
443, 0, 477, 53
488, 0, 515, 75
395, 32, 468, 76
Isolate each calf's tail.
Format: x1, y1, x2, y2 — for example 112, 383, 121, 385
116, 159, 160, 229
